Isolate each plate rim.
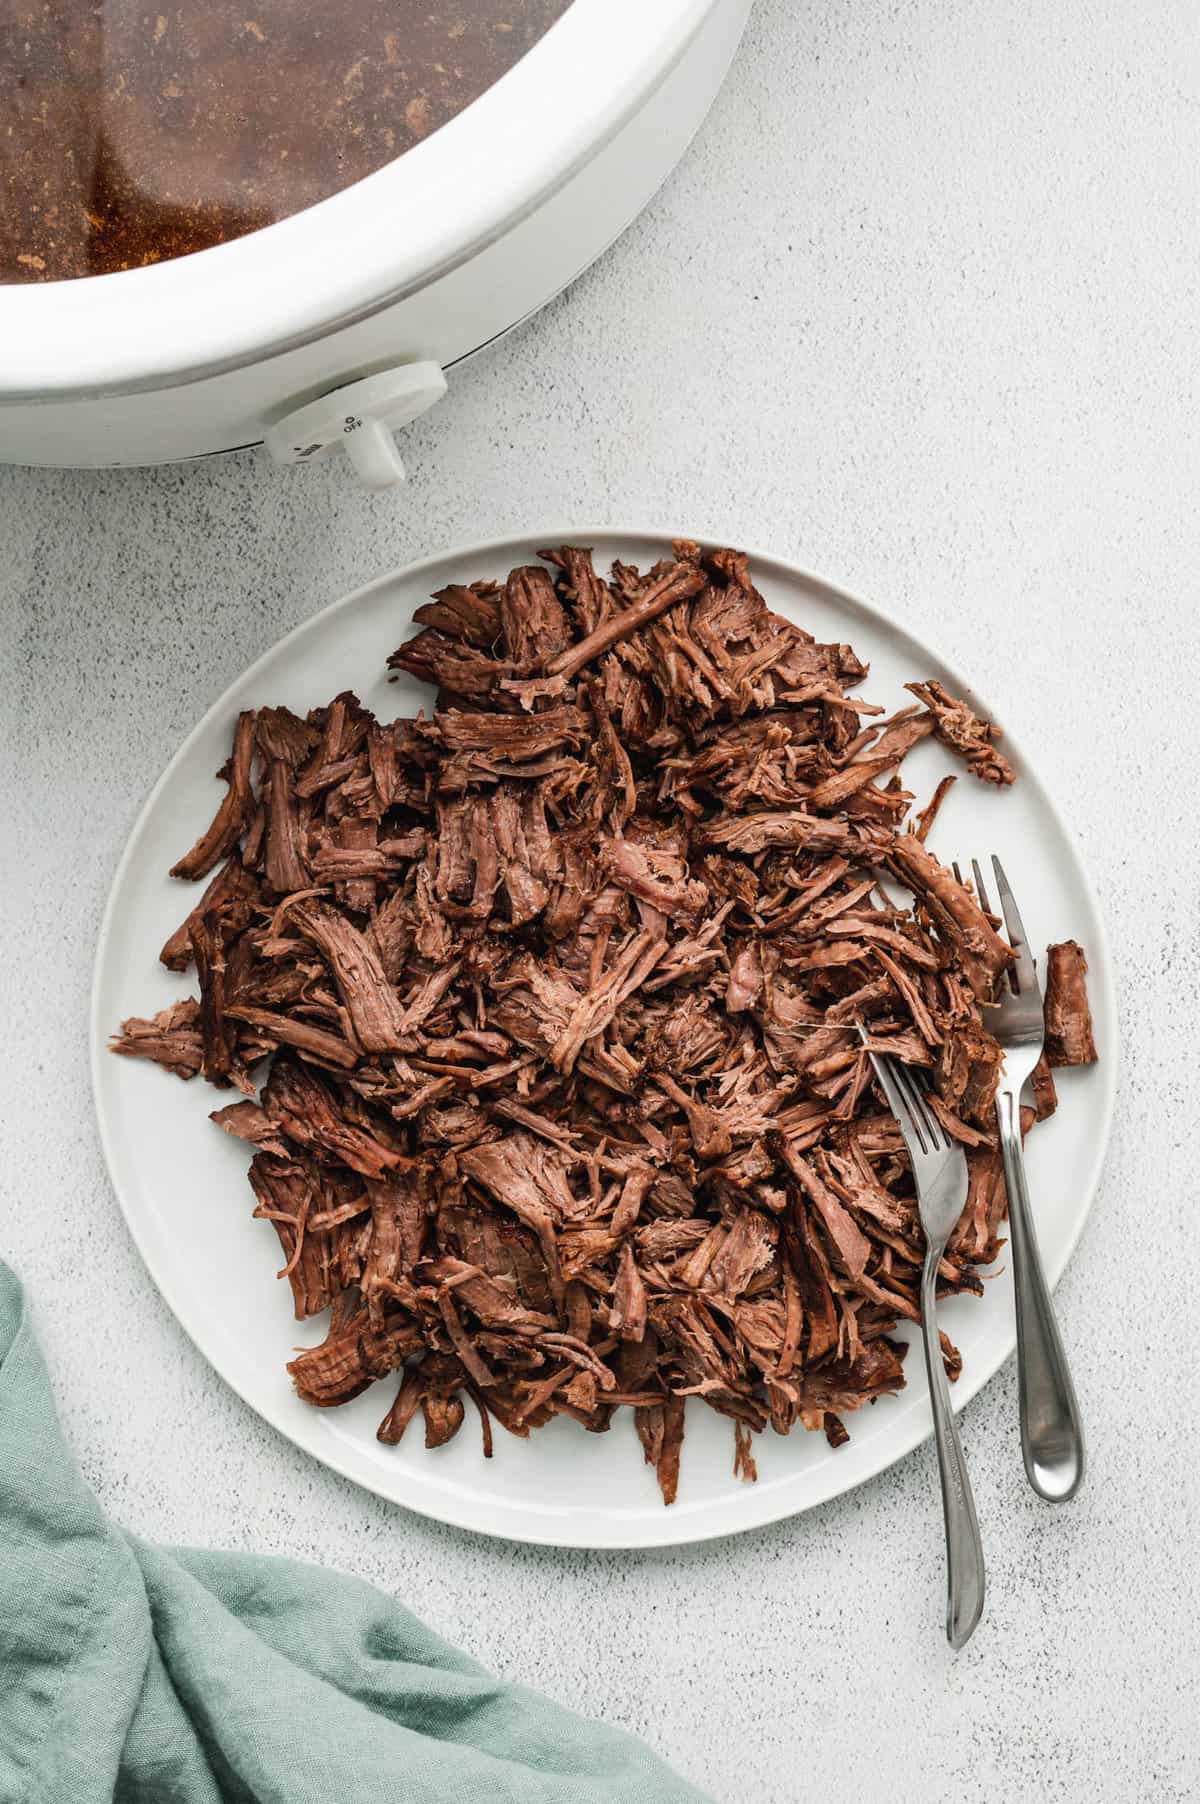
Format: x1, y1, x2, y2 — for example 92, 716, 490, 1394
90, 526, 1119, 1549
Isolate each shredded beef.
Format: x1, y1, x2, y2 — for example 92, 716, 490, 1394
110, 543, 1097, 1503
903, 681, 1014, 787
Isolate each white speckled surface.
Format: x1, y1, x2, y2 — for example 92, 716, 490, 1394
2, 2, 1198, 1797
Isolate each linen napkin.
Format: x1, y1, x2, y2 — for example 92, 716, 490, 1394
0, 1262, 708, 1804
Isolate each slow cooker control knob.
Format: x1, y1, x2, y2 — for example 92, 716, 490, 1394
263, 362, 448, 488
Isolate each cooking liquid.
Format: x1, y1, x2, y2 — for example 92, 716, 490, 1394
1, 0, 570, 283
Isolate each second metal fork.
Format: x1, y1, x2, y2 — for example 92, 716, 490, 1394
859, 1027, 985, 1649
961, 855, 1086, 1503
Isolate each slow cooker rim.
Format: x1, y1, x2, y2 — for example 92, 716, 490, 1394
0, 0, 716, 405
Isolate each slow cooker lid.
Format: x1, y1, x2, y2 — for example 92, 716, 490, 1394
1, 0, 572, 285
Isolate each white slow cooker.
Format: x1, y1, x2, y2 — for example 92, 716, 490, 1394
0, 0, 750, 482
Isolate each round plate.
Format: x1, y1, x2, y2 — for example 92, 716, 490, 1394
91, 531, 1117, 1548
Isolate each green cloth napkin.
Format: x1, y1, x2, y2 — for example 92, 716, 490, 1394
0, 1263, 708, 1804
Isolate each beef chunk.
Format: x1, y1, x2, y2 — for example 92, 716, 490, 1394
1043, 941, 1098, 1066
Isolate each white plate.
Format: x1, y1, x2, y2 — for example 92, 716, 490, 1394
91, 531, 1117, 1549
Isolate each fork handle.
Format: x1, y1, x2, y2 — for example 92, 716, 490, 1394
997, 1089, 1086, 1502
920, 1250, 985, 1649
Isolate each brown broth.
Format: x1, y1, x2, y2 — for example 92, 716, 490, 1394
1, 0, 570, 283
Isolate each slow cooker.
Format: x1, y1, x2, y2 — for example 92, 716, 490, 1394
0, 0, 750, 482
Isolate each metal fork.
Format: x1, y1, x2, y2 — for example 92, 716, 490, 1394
858, 1027, 985, 1649
962, 855, 1086, 1503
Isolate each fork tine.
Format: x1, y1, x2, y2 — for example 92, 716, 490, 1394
911, 1067, 953, 1151
892, 1060, 941, 1151
971, 857, 1016, 995
957, 859, 999, 936
856, 1025, 943, 1155
892, 1063, 931, 1153
856, 1025, 919, 1143
990, 855, 1038, 995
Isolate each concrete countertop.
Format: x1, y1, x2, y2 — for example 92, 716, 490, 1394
2, 2, 1196, 1798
